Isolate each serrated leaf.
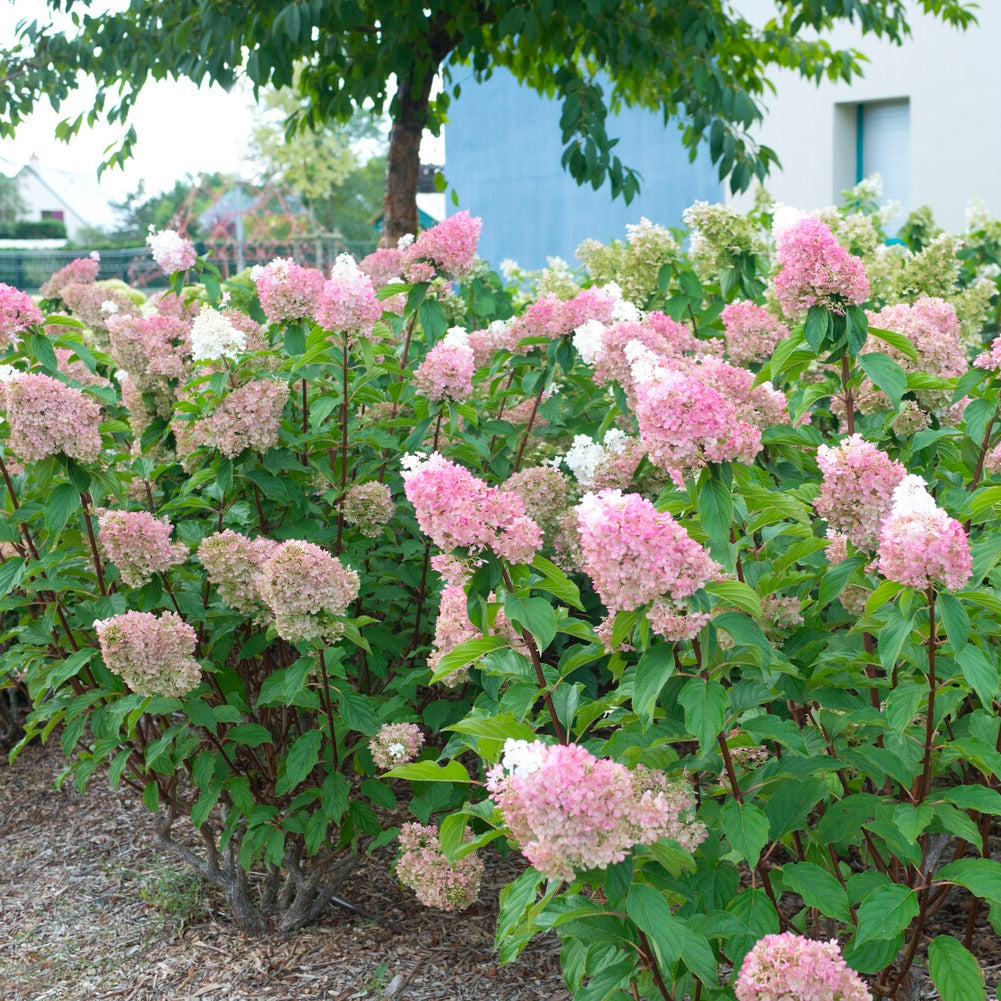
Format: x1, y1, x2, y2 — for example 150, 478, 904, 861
936, 858, 1001, 903
867, 325, 918, 360
782, 862, 851, 923
705, 579, 762, 618
721, 800, 769, 867
678, 677, 728, 752
957, 646, 999, 709
858, 352, 906, 408
854, 884, 919, 946
626, 884, 682, 966
227, 723, 273, 747
44, 482, 80, 539
504, 595, 557, 651
382, 760, 471, 783
276, 730, 323, 795
431, 635, 507, 682
928, 936, 985, 1001
633, 644, 674, 727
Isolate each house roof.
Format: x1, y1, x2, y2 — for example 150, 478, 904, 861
3, 154, 117, 232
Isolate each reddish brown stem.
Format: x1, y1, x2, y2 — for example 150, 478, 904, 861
79, 491, 107, 596
840, 354, 855, 435
915, 587, 937, 804
500, 565, 567, 745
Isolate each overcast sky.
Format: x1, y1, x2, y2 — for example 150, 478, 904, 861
0, 4, 260, 201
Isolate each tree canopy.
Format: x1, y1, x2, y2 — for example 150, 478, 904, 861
2, 1, 978, 243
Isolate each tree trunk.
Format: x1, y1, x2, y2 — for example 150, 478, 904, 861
381, 67, 435, 248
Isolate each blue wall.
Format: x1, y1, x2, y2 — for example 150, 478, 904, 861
444, 68, 722, 270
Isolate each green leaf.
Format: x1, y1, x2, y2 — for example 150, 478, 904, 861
721, 799, 770, 867
449, 713, 537, 745
858, 352, 906, 408
627, 884, 682, 965
633, 644, 674, 727
276, 730, 323, 795
854, 884, 919, 946
284, 323, 307, 355
28, 330, 58, 370
820, 555, 865, 607
531, 555, 584, 610
418, 299, 447, 341
431, 635, 507, 683
867, 325, 918, 361
44, 482, 80, 539
782, 862, 851, 923
0, 557, 26, 598
698, 476, 733, 559
957, 646, 999, 709
227, 723, 273, 747
943, 785, 1001, 816
936, 859, 1001, 904
382, 760, 471, 783
928, 936, 985, 1001
504, 595, 557, 652
938, 592, 970, 652
705, 579, 762, 618
803, 306, 831, 353
678, 677, 728, 752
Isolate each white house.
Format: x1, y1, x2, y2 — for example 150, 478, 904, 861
729, 1, 1001, 232
0, 153, 117, 240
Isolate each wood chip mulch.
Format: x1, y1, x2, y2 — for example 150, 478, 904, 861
0, 742, 571, 1001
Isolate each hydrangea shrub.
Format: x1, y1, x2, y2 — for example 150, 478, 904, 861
3, 187, 1001, 1001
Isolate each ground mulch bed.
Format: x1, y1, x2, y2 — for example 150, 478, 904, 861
0, 741, 570, 1001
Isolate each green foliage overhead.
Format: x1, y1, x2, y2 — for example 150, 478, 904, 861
2, 0, 979, 224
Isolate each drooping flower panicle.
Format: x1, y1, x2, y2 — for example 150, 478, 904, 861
877, 474, 972, 591
97, 509, 187, 588
735, 933, 871, 1001
95, 611, 201, 698
487, 740, 705, 881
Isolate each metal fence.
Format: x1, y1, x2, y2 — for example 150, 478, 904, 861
0, 238, 378, 293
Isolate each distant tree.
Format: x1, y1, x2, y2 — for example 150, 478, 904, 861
2, 1, 977, 244
112, 173, 233, 243
248, 83, 387, 252
0, 173, 24, 228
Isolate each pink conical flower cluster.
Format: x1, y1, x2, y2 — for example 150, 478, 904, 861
575, 489, 718, 642
147, 228, 197, 275
95, 610, 201, 698
487, 740, 705, 881
252, 257, 325, 324
720, 300, 790, 365
255, 540, 360, 642
97, 509, 187, 588
0, 283, 44, 347
341, 481, 395, 539
773, 216, 869, 317
396, 822, 483, 911
185, 378, 290, 458
197, 530, 279, 615
401, 211, 482, 282
413, 327, 476, 401
315, 254, 382, 338
369, 722, 425, 770
4, 373, 103, 462
876, 475, 972, 591
40, 255, 100, 300
815, 435, 906, 551
402, 452, 542, 564
735, 933, 871, 1001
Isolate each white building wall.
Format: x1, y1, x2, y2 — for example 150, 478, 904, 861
729, 2, 1001, 230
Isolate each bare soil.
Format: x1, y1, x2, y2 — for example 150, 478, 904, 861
0, 741, 570, 1001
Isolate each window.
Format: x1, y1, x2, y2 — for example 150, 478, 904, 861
41, 209, 65, 222
857, 99, 910, 232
